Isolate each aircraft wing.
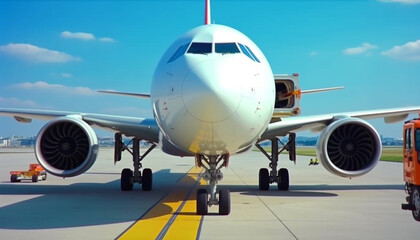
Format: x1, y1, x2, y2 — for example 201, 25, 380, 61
0, 108, 159, 143
261, 106, 420, 140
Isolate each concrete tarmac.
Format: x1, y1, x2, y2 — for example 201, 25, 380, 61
0, 148, 419, 239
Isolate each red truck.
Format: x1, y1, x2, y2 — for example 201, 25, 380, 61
401, 118, 420, 221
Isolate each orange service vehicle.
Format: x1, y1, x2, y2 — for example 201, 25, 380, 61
402, 118, 420, 221
10, 164, 47, 183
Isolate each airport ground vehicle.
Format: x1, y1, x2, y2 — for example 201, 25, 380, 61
401, 118, 420, 221
10, 164, 47, 183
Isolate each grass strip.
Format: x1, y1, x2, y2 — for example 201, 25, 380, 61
255, 147, 403, 162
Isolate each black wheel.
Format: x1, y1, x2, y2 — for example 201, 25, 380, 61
32, 175, 38, 182
197, 189, 208, 215
411, 186, 420, 221
121, 168, 133, 191
278, 168, 289, 191
43, 172, 47, 180
142, 168, 153, 191
219, 189, 231, 215
259, 168, 270, 190
10, 174, 18, 183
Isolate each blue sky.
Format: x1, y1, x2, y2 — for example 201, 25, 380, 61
1, 0, 420, 138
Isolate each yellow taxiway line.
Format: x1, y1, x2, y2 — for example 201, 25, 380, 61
118, 167, 206, 240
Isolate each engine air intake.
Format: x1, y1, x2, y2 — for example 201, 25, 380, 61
327, 123, 376, 171
40, 121, 89, 170
317, 117, 382, 178
35, 117, 98, 177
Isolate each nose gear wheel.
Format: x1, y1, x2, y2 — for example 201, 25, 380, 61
195, 154, 231, 215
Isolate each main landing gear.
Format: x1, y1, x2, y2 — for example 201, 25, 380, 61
195, 154, 231, 215
114, 133, 156, 191
255, 133, 296, 191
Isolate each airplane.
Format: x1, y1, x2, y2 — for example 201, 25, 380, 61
1, 0, 420, 215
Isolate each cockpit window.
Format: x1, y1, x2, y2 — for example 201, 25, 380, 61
215, 43, 240, 54
238, 43, 260, 63
187, 42, 212, 54
170, 42, 261, 62
167, 43, 190, 63
245, 45, 260, 63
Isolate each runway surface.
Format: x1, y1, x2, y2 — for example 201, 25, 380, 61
0, 148, 419, 239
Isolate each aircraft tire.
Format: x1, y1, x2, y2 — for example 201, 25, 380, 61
259, 168, 270, 190
219, 189, 231, 215
142, 168, 153, 191
278, 168, 289, 191
196, 188, 208, 215
121, 168, 133, 191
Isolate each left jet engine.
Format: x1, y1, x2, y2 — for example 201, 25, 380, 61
35, 117, 99, 177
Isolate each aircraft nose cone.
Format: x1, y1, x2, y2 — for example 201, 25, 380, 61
182, 60, 241, 122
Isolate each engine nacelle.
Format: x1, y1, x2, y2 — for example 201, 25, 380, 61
35, 116, 99, 177
316, 117, 382, 178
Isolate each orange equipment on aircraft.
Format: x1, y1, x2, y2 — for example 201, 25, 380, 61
401, 118, 420, 221
10, 164, 47, 183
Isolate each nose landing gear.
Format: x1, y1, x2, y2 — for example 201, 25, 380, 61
196, 154, 231, 215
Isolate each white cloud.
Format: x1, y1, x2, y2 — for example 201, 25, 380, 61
99, 37, 115, 43
0, 43, 81, 63
61, 31, 95, 40
310, 51, 319, 56
0, 97, 39, 108
61, 73, 72, 78
14, 81, 97, 96
378, 0, 420, 4
343, 43, 378, 55
61, 31, 115, 43
381, 39, 420, 61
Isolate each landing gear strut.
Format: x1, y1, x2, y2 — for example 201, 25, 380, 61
114, 133, 156, 191
196, 154, 231, 215
256, 133, 296, 191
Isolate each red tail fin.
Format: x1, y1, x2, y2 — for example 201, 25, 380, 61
204, 0, 211, 25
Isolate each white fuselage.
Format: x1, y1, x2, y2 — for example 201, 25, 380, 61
151, 24, 275, 156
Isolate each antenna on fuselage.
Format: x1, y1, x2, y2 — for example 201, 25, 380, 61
204, 0, 211, 25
